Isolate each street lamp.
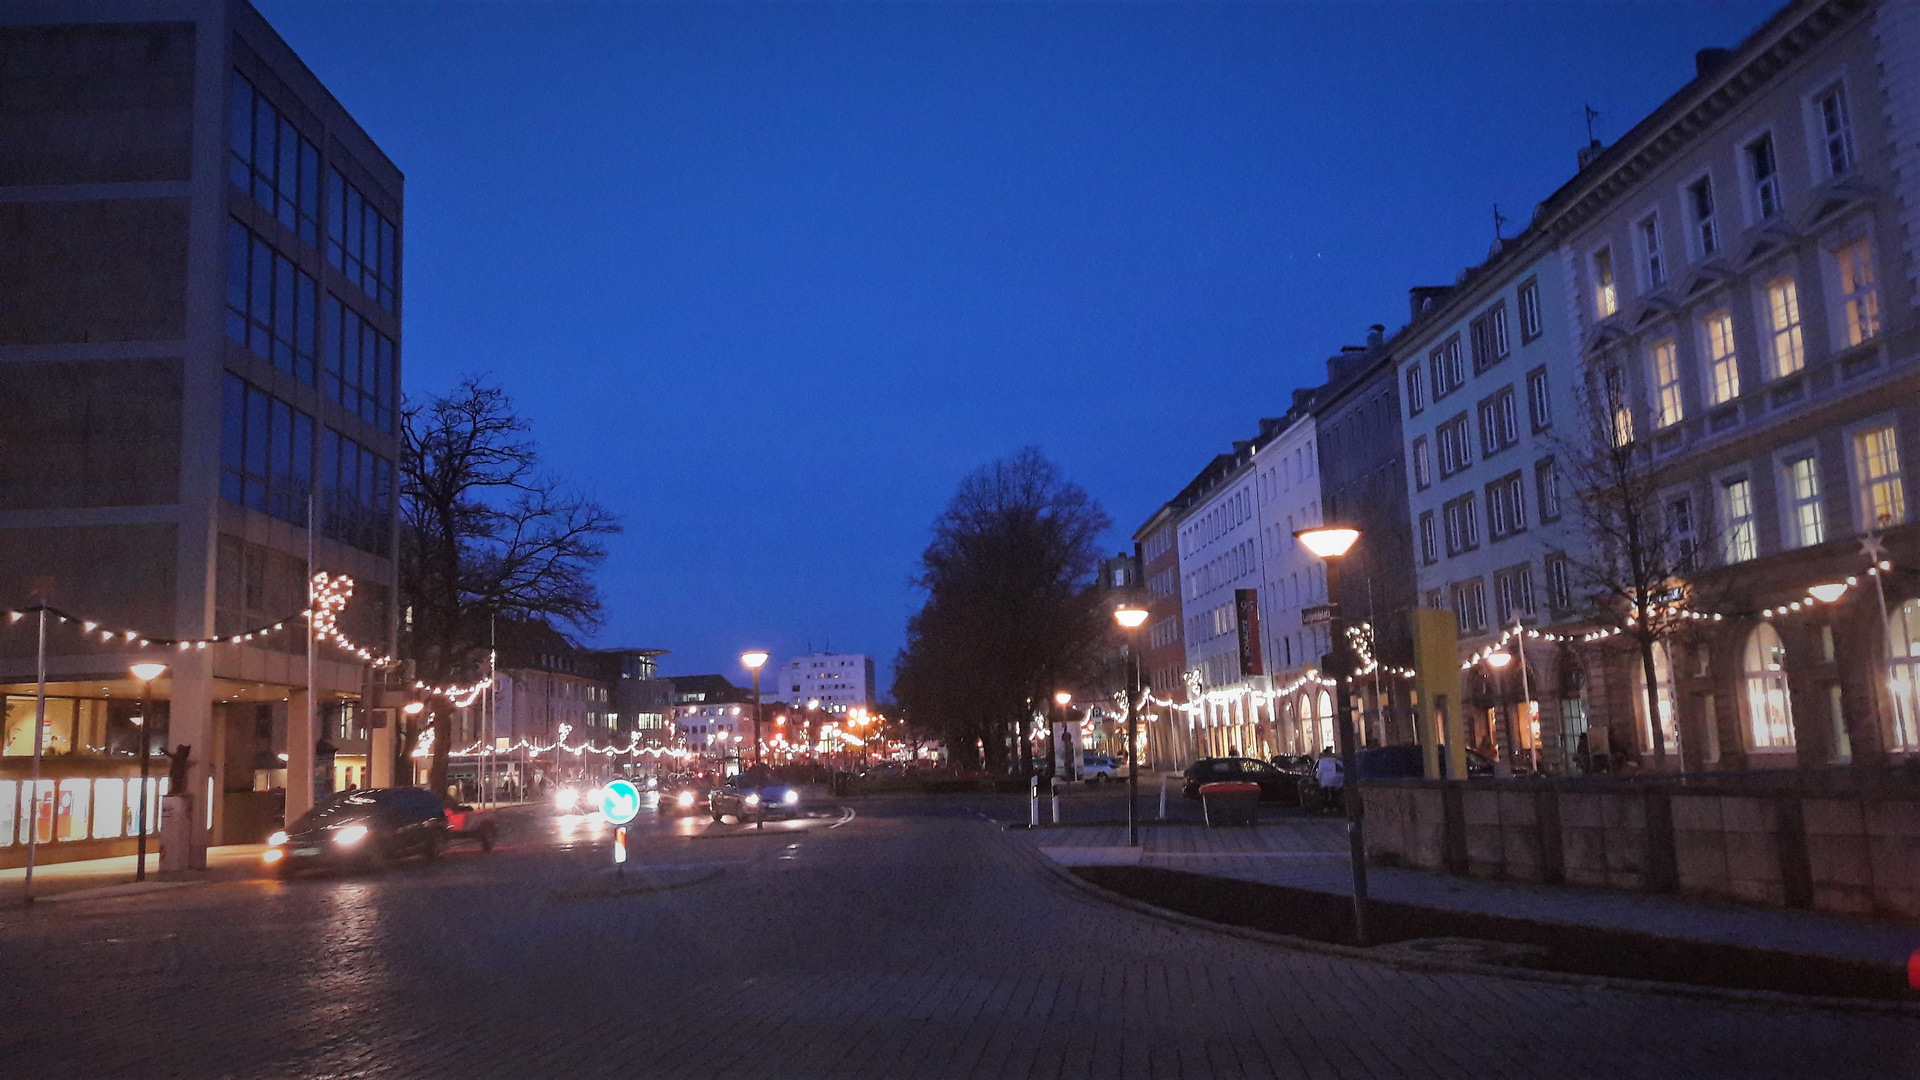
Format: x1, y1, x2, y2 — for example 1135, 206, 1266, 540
1481, 648, 1517, 777
741, 651, 769, 768
1114, 603, 1149, 847
1292, 525, 1370, 945
129, 662, 168, 883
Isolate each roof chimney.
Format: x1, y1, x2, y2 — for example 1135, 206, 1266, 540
1695, 47, 1731, 80
1367, 324, 1385, 348
1408, 286, 1452, 323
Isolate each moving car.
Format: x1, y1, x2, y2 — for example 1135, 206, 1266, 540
441, 799, 498, 851
709, 767, 801, 823
264, 787, 448, 877
1180, 757, 1300, 804
1080, 753, 1122, 782
657, 774, 715, 818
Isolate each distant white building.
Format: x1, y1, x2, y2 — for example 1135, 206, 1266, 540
779, 652, 875, 715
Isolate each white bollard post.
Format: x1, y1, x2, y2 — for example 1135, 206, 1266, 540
1159, 775, 1168, 821
1051, 778, 1061, 825
1030, 775, 1039, 828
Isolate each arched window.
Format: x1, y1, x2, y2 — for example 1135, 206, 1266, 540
1887, 601, 1920, 751
1743, 624, 1795, 750
1634, 643, 1679, 756
1316, 689, 1335, 753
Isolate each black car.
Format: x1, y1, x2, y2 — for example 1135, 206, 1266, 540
1180, 757, 1300, 804
709, 767, 802, 823
657, 774, 716, 818
264, 787, 449, 877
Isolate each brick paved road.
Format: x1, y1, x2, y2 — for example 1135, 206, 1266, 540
0, 797, 1914, 1079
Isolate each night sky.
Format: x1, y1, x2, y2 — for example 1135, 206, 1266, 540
258, 1, 1777, 690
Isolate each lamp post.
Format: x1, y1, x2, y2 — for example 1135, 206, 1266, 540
741, 651, 769, 768
1294, 525, 1370, 945
1052, 691, 1072, 783
1114, 605, 1149, 846
129, 662, 168, 883
1809, 580, 1852, 761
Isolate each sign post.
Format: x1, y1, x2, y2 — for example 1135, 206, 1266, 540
598, 779, 640, 879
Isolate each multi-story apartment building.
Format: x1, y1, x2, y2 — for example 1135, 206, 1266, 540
1249, 405, 1336, 758
779, 651, 874, 715
1132, 503, 1188, 768
669, 674, 755, 758
0, 1, 401, 863
1544, 0, 1920, 772
1396, 241, 1587, 770
1177, 444, 1266, 758
1313, 329, 1421, 746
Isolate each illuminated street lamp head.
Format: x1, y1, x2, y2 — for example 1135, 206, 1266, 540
1113, 605, 1149, 630
129, 662, 168, 683
740, 650, 770, 670
1808, 582, 1849, 603
402, 701, 425, 716
1294, 526, 1361, 560
1053, 691, 1072, 706
1485, 649, 1513, 669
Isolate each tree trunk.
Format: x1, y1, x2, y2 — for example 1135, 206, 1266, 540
1638, 635, 1668, 769
428, 706, 451, 796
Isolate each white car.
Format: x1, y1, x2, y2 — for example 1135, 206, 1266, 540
1081, 754, 1122, 782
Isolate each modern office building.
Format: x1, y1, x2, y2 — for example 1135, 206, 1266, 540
778, 651, 875, 715
0, 0, 402, 864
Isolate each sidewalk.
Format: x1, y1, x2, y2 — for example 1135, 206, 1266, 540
1034, 818, 1920, 969
0, 844, 268, 908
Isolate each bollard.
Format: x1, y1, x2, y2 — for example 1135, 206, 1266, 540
1159, 775, 1168, 821
1051, 778, 1061, 825
1030, 775, 1039, 828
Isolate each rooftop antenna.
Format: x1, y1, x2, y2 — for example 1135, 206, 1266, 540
1492, 203, 1509, 243
1583, 104, 1601, 145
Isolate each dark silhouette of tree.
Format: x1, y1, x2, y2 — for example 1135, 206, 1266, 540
401, 376, 620, 794
1562, 362, 1704, 768
892, 448, 1111, 772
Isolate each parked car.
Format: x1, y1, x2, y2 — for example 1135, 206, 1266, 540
1081, 753, 1122, 782
1180, 757, 1299, 803
709, 767, 802, 823
441, 799, 498, 851
657, 774, 715, 818
264, 787, 448, 877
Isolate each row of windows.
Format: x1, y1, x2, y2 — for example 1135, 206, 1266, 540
1186, 539, 1255, 601
1596, 81, 1856, 316
220, 374, 394, 555
325, 296, 397, 433
1407, 277, 1546, 415
1418, 460, 1562, 564
1183, 485, 1253, 557
1141, 527, 1174, 563
1187, 602, 1237, 645
227, 219, 318, 387
230, 72, 321, 248
330, 170, 398, 313
1701, 423, 1905, 567
1256, 441, 1316, 506
1414, 370, 1554, 490
1437, 558, 1571, 637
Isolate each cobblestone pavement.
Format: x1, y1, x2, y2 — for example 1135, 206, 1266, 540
1, 797, 1915, 1079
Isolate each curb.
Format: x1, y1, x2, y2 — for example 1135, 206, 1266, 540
549, 866, 725, 900
1014, 832, 1920, 1017
32, 880, 206, 906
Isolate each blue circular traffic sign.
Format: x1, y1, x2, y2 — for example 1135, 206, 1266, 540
599, 779, 641, 825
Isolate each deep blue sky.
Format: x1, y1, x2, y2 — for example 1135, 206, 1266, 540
259, 0, 1776, 690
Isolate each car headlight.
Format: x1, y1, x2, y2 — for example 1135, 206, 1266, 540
262, 848, 284, 864
677, 790, 694, 807
333, 824, 370, 846
782, 790, 799, 805
555, 788, 579, 812
266, 830, 288, 847
744, 793, 760, 806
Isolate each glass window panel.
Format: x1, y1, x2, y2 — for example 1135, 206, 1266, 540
249, 238, 273, 356
328, 170, 346, 268
226, 220, 250, 342
245, 385, 270, 513
272, 254, 295, 369
0, 779, 13, 847
56, 778, 89, 842
91, 778, 123, 839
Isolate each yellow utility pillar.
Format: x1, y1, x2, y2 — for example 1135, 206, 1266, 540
1411, 608, 1465, 780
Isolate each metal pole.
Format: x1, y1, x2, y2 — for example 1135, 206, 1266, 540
1326, 557, 1370, 945
24, 606, 47, 903
1515, 619, 1535, 771
136, 675, 152, 883
752, 667, 762, 768
1128, 627, 1141, 847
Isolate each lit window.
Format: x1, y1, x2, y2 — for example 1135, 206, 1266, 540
1765, 277, 1804, 378
1742, 624, 1795, 749
1854, 424, 1906, 530
1592, 247, 1617, 317
1719, 477, 1756, 563
1835, 237, 1881, 346
1705, 309, 1739, 404
1651, 340, 1683, 427
1817, 82, 1854, 177
1603, 367, 1633, 447
1784, 455, 1824, 548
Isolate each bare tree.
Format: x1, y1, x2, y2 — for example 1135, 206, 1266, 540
401, 376, 621, 794
893, 448, 1111, 772
1561, 362, 1699, 767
